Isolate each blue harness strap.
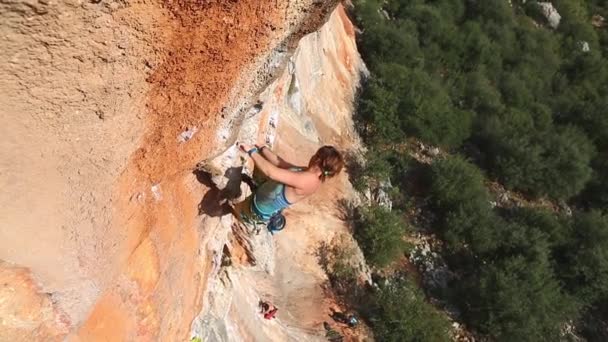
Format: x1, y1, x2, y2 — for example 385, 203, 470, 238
267, 212, 286, 234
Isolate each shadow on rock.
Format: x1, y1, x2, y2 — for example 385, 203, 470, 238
193, 167, 244, 217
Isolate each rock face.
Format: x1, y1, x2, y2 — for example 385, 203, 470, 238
0, 262, 70, 341
365, 180, 394, 210
1, 0, 364, 340
191, 6, 366, 341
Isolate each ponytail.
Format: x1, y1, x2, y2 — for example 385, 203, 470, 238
308, 146, 344, 181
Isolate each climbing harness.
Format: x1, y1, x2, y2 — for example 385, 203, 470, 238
237, 166, 302, 235
267, 211, 286, 234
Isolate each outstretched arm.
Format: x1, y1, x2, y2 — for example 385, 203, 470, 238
259, 145, 296, 169
239, 143, 307, 189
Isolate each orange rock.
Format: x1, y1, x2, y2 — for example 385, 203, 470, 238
0, 262, 70, 341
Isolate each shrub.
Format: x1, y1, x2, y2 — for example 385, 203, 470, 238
350, 148, 395, 192
354, 205, 408, 268
351, 0, 608, 337
503, 207, 569, 248
578, 157, 608, 210
429, 156, 490, 213
442, 203, 499, 255
450, 208, 583, 340
356, 67, 406, 145
463, 70, 505, 115
329, 240, 358, 285
557, 210, 608, 305
460, 254, 578, 341
371, 277, 451, 342
429, 156, 498, 253
478, 111, 594, 199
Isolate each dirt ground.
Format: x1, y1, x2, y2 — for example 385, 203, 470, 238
1, 0, 342, 340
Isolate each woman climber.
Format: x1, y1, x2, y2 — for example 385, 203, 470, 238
233, 143, 344, 233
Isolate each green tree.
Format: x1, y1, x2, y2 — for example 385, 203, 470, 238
540, 126, 595, 199
429, 156, 499, 254
456, 215, 578, 341
578, 156, 608, 209
356, 74, 405, 145
351, 0, 608, 338
461, 254, 577, 341
503, 207, 569, 248
557, 211, 608, 305
478, 111, 594, 199
463, 70, 504, 115
371, 277, 451, 342
354, 205, 407, 268
429, 156, 490, 214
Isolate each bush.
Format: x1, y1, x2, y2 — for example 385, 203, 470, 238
460, 254, 578, 341
328, 240, 358, 285
577, 297, 608, 342
429, 156, 490, 214
352, 0, 608, 337
354, 205, 408, 268
454, 210, 577, 340
353, 0, 606, 202
442, 203, 499, 255
578, 157, 608, 209
348, 148, 395, 192
370, 277, 451, 342
358, 63, 473, 148
356, 68, 406, 145
463, 70, 505, 115
478, 111, 594, 199
502, 207, 569, 248
557, 210, 608, 305
429, 156, 498, 253
393, 68, 472, 147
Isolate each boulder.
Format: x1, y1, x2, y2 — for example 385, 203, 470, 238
538, 2, 561, 29
592, 14, 606, 28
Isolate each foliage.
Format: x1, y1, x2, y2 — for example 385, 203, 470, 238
428, 156, 499, 253
478, 112, 595, 199
503, 207, 569, 248
349, 148, 396, 192
556, 211, 608, 305
354, 205, 408, 268
326, 237, 359, 285
452, 209, 580, 340
353, 0, 607, 202
352, 0, 608, 338
357, 64, 473, 147
459, 254, 578, 341
429, 156, 490, 214
427, 157, 585, 338
370, 277, 451, 342
578, 156, 608, 209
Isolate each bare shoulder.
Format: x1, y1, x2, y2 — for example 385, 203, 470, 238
298, 171, 322, 193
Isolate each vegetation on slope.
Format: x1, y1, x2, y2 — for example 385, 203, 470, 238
346, 0, 608, 340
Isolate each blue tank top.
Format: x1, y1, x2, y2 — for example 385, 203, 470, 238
251, 168, 303, 221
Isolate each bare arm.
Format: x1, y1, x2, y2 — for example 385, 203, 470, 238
251, 152, 308, 189
259, 146, 296, 169
239, 143, 307, 189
